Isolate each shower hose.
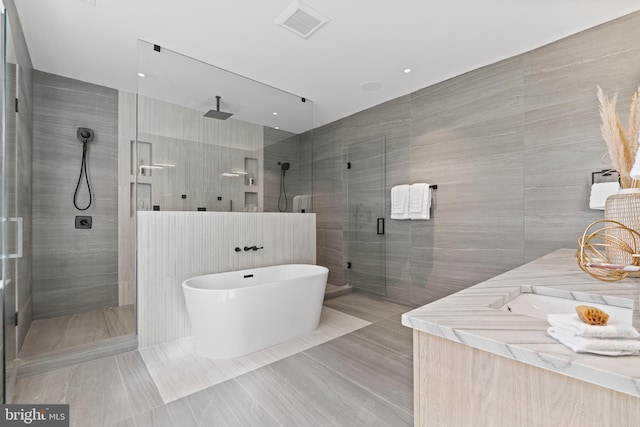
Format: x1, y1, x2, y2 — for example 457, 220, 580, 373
73, 139, 92, 210
278, 168, 288, 212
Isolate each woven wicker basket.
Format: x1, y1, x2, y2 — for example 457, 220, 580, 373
604, 188, 640, 271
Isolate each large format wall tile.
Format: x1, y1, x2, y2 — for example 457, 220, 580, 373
311, 11, 640, 307
32, 71, 118, 318
312, 121, 345, 285
13, 31, 34, 349
522, 12, 640, 262
263, 129, 300, 213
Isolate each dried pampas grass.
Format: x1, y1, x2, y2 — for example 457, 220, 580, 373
597, 85, 640, 188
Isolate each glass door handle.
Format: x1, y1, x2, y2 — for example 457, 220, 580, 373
4, 217, 23, 259
377, 217, 385, 235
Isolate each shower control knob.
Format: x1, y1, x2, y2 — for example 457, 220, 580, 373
234, 247, 241, 252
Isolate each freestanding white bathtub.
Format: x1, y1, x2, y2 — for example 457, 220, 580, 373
182, 264, 328, 359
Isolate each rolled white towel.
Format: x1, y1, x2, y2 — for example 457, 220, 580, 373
548, 327, 640, 356
589, 182, 619, 210
547, 313, 639, 339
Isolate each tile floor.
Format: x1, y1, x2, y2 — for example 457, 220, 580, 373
13, 293, 413, 427
20, 305, 135, 359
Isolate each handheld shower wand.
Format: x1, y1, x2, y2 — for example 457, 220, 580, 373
73, 127, 95, 210
277, 162, 291, 212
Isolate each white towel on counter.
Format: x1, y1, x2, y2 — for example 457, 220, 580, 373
547, 314, 640, 339
589, 182, 620, 210
409, 183, 431, 220
391, 185, 410, 220
547, 327, 640, 356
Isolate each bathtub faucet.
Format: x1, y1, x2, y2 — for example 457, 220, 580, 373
244, 246, 264, 251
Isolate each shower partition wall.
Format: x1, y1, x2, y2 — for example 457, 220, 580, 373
346, 136, 386, 296
135, 41, 314, 214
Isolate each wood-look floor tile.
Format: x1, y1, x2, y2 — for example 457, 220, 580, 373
105, 305, 135, 337
236, 352, 412, 426
304, 333, 413, 414
351, 314, 413, 358
133, 398, 198, 427
139, 307, 370, 403
139, 337, 228, 403
20, 309, 111, 358
115, 351, 164, 416
186, 379, 281, 427
107, 418, 137, 427
324, 293, 410, 322
13, 356, 134, 427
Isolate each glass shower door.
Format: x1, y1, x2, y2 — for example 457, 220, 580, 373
1, 8, 20, 402
346, 136, 386, 296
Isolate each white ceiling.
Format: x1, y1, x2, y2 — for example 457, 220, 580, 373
13, 0, 640, 130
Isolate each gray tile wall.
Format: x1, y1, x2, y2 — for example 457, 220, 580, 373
16, 62, 33, 348
263, 128, 300, 213
312, 11, 640, 307
32, 71, 118, 319
312, 121, 345, 286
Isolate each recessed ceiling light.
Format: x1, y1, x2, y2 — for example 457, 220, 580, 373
275, 127, 280, 130
273, 112, 278, 115
137, 72, 145, 77
404, 68, 412, 74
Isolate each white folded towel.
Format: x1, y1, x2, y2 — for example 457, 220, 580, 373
391, 185, 410, 220
548, 327, 640, 356
589, 182, 620, 210
547, 314, 640, 339
409, 183, 431, 220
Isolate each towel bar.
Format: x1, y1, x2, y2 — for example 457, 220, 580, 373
591, 170, 619, 185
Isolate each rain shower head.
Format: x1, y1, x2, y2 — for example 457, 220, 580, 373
204, 96, 233, 120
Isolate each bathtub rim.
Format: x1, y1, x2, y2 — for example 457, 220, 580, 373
181, 263, 329, 292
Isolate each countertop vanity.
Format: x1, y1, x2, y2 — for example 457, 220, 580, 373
402, 248, 640, 427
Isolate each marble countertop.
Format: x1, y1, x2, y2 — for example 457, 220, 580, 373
401, 248, 640, 398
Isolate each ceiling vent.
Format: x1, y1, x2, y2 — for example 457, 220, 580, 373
274, 1, 330, 39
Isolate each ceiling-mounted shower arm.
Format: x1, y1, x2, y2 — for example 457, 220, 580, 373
204, 95, 233, 120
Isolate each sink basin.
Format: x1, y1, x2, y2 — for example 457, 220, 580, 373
499, 293, 633, 324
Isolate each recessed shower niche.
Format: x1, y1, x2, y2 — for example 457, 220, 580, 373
131, 140, 153, 212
